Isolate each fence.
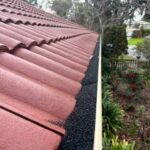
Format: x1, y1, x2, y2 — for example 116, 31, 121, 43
110, 59, 146, 70
109, 59, 150, 81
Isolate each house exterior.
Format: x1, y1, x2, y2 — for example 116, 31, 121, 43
0, 0, 98, 149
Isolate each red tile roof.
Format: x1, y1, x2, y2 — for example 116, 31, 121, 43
0, 0, 99, 149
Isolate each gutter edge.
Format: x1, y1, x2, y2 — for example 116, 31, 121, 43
93, 36, 102, 150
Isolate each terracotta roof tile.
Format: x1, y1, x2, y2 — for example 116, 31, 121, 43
0, 43, 9, 51
0, 108, 62, 150
0, 32, 25, 50
0, 93, 65, 134
0, 52, 81, 96
0, 0, 99, 149
30, 46, 88, 71
0, 65, 76, 119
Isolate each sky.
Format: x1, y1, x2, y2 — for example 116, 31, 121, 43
134, 11, 144, 21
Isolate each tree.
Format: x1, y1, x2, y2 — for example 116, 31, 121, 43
103, 25, 128, 59
84, 0, 147, 34
137, 39, 150, 74
143, 1, 150, 21
24, 0, 38, 5
51, 0, 72, 18
24, 0, 148, 34
69, 2, 93, 27
137, 39, 150, 60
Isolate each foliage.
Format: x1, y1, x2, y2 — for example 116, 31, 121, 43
141, 28, 150, 37
25, 0, 37, 5
118, 54, 135, 60
102, 78, 124, 137
103, 134, 135, 150
103, 100, 124, 137
142, 139, 150, 149
113, 68, 145, 99
128, 120, 140, 136
133, 26, 150, 38
111, 136, 135, 150
125, 70, 144, 96
103, 134, 112, 149
102, 56, 111, 75
137, 39, 150, 60
103, 25, 128, 60
69, 2, 93, 27
144, 1, 150, 21
137, 105, 145, 117
132, 30, 143, 38
51, 0, 72, 18
145, 118, 150, 125
86, 0, 147, 32
25, 0, 148, 32
137, 39, 150, 75
137, 39, 150, 74
125, 104, 135, 112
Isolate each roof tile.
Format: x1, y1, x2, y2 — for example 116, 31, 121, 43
0, 32, 25, 50
0, 52, 81, 96
0, 65, 76, 120
0, 0, 99, 149
14, 48, 85, 82
0, 108, 62, 150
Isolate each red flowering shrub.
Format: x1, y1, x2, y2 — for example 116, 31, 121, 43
114, 69, 145, 99
124, 70, 145, 98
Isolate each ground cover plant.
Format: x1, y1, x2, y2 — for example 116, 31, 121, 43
102, 77, 124, 137
103, 134, 135, 150
102, 76, 135, 150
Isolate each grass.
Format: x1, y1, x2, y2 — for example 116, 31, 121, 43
128, 38, 145, 46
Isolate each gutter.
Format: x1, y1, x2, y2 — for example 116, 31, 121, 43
93, 36, 102, 150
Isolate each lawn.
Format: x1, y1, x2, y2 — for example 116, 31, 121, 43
128, 38, 144, 45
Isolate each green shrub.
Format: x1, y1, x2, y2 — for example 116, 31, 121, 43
102, 76, 112, 101
103, 25, 128, 60
103, 134, 135, 150
111, 136, 135, 150
132, 30, 142, 38
137, 105, 145, 117
141, 29, 150, 37
103, 134, 112, 150
115, 69, 145, 98
103, 100, 124, 137
102, 77, 124, 136
132, 27, 150, 38
128, 120, 140, 136
125, 70, 145, 93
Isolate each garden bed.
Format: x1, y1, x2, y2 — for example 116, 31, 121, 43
111, 70, 150, 149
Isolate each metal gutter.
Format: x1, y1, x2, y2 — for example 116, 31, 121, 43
93, 37, 102, 150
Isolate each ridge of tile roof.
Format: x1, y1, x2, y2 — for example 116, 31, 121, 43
0, 0, 99, 149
